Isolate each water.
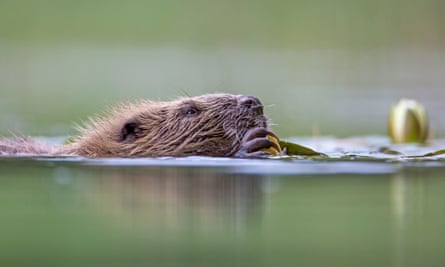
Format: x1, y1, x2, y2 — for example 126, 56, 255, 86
1, 154, 445, 267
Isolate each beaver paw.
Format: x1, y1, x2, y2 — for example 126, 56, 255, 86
235, 128, 281, 158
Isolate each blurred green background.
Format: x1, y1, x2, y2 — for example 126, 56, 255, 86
1, 0, 444, 137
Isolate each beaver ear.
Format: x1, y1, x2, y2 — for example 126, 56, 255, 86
120, 118, 142, 142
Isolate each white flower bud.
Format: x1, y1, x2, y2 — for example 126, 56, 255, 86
388, 99, 429, 143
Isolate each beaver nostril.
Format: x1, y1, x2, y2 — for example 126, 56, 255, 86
238, 95, 264, 115
242, 99, 255, 108
239, 95, 262, 107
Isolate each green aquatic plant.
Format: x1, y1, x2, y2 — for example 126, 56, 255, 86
388, 99, 429, 144
262, 133, 324, 157
278, 140, 325, 157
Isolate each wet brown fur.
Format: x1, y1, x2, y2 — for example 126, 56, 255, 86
0, 94, 268, 158
0, 136, 58, 156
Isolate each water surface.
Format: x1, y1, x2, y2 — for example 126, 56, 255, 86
1, 153, 445, 267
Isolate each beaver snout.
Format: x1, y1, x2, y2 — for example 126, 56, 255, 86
237, 95, 264, 115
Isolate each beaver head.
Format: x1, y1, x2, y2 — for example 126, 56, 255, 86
67, 94, 269, 157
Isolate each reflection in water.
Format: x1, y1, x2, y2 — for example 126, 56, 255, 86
391, 173, 407, 267
3, 158, 445, 267
390, 170, 428, 267
51, 166, 266, 234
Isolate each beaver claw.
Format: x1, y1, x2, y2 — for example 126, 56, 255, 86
235, 128, 281, 158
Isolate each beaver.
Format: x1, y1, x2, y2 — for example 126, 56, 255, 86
0, 93, 281, 158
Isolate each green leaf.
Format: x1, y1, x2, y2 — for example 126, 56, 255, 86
406, 148, 445, 158
378, 147, 402, 155
421, 149, 445, 157
278, 140, 325, 156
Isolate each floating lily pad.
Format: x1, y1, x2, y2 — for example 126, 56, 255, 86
279, 140, 325, 156
378, 147, 402, 155
418, 149, 445, 157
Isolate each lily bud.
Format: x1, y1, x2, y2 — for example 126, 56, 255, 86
388, 99, 429, 143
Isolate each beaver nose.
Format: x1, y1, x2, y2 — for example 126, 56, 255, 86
238, 95, 264, 115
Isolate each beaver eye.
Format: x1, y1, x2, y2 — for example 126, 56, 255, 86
184, 106, 199, 116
